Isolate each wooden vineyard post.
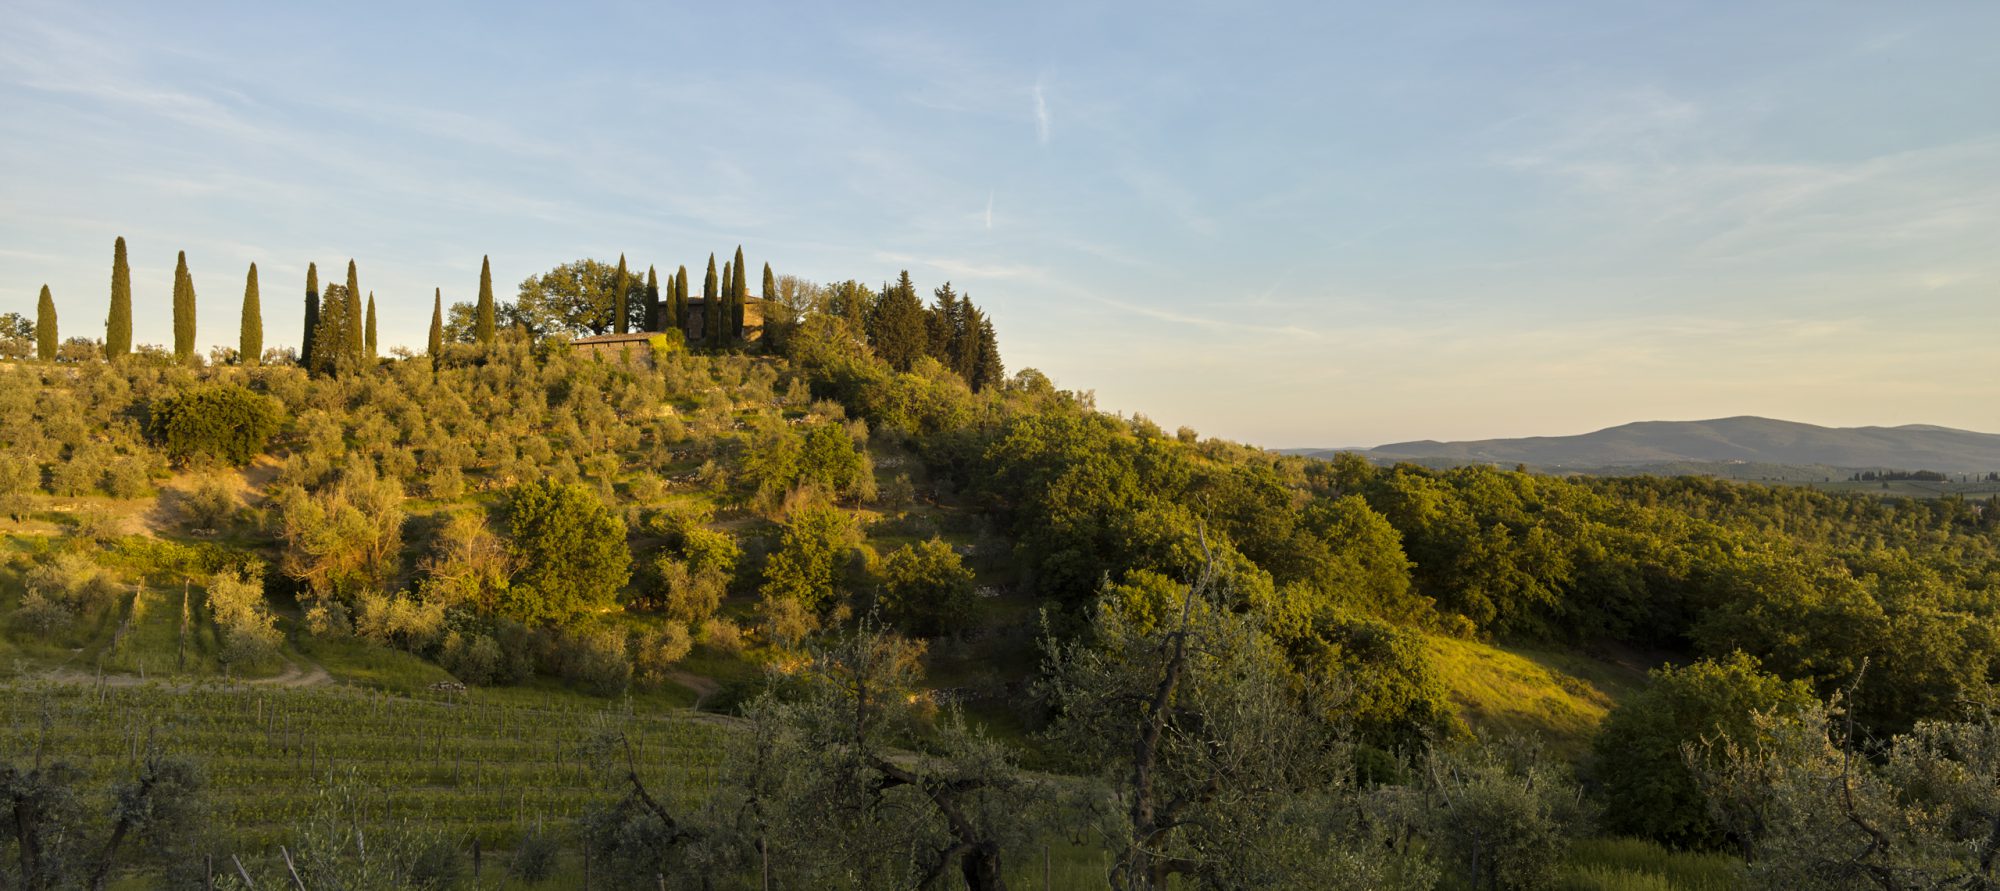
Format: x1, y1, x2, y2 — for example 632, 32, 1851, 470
179, 580, 191, 671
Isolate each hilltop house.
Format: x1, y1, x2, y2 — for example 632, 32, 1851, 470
570, 298, 765, 365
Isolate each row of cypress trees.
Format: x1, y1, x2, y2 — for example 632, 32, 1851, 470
33, 238, 268, 365
35, 241, 977, 374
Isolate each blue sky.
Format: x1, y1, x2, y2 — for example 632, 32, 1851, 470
2, 1, 1997, 447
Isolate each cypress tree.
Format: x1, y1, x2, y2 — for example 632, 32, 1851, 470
302, 263, 319, 368
364, 292, 378, 362
732, 246, 748, 338
762, 261, 776, 304
673, 265, 689, 333
344, 261, 363, 368
703, 254, 719, 348
35, 285, 56, 362
428, 289, 444, 363
614, 253, 631, 334
172, 251, 196, 363
721, 261, 734, 344
644, 266, 660, 332
239, 263, 262, 365
475, 255, 496, 344
106, 237, 131, 359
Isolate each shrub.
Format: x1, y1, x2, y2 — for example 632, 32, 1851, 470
206, 564, 283, 668
558, 626, 633, 696
440, 631, 503, 685
179, 475, 239, 532
102, 455, 152, 498
0, 453, 37, 520
633, 624, 693, 685
652, 556, 726, 627
509, 827, 560, 882
1421, 739, 1584, 891
877, 538, 976, 636
1591, 652, 1816, 848
147, 382, 284, 467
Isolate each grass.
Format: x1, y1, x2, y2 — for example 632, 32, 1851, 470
1426, 634, 1650, 756
1556, 838, 1743, 891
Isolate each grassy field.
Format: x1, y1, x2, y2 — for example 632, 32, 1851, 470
1426, 634, 1653, 757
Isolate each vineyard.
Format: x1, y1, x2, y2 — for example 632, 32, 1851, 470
0, 680, 731, 849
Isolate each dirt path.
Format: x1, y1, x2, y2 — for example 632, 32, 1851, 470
34, 653, 333, 691
668, 670, 722, 709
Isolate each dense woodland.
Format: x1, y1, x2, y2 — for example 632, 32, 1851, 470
0, 239, 1997, 889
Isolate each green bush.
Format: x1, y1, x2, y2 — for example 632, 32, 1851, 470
876, 538, 976, 636
501, 479, 631, 625
1591, 652, 1815, 848
147, 382, 283, 467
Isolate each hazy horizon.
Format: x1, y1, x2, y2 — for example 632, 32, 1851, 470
4, 1, 1997, 447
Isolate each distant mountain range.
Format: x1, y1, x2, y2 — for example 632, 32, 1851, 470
1287, 417, 2000, 475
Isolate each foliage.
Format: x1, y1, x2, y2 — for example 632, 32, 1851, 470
1042, 555, 1433, 890
503, 479, 631, 625
172, 251, 196, 363
1591, 652, 1815, 849
35, 284, 56, 362
876, 538, 976, 636
239, 262, 262, 365
277, 464, 406, 614
0, 743, 207, 890
107, 236, 132, 359
206, 563, 283, 668
758, 501, 857, 622
515, 258, 649, 337
1691, 693, 2000, 890
1417, 738, 1585, 891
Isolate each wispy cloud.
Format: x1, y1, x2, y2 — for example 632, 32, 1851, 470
983, 191, 994, 229
1032, 78, 1050, 145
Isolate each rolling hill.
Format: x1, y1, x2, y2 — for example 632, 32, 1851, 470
1292, 416, 2000, 474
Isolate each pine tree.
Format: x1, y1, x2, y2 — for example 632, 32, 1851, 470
475, 255, 496, 345
364, 292, 378, 362
927, 282, 961, 363
344, 261, 363, 369
673, 265, 689, 333
871, 271, 929, 372
703, 254, 719, 348
302, 263, 320, 369
732, 246, 749, 339
645, 266, 660, 332
613, 253, 631, 334
172, 251, 196, 363
35, 285, 56, 362
106, 236, 131, 359
312, 284, 351, 377
239, 262, 262, 365
955, 301, 987, 383
428, 288, 444, 364
973, 315, 1004, 391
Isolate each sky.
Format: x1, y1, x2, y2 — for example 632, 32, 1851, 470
2, 1, 1997, 448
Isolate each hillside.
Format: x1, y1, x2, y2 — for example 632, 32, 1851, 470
1292, 416, 2000, 474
